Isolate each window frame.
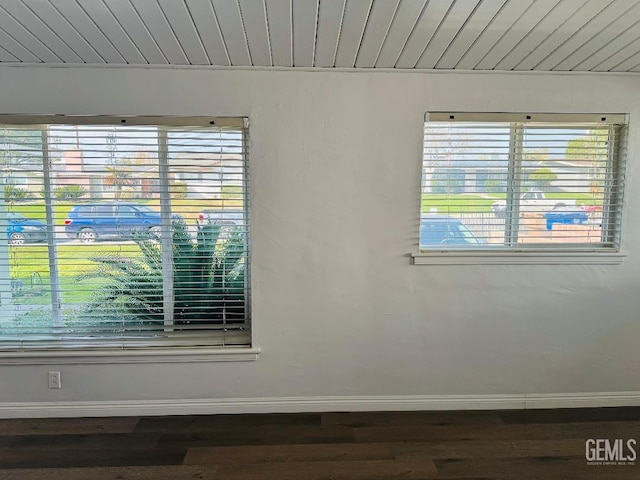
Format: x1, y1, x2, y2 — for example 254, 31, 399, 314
0, 115, 257, 361
413, 112, 628, 266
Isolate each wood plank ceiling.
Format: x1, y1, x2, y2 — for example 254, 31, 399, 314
0, 0, 639, 72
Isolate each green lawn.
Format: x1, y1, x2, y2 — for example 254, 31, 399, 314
421, 192, 601, 214
421, 194, 502, 214
9, 243, 143, 305
545, 192, 599, 203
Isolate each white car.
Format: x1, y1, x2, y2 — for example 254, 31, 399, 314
491, 191, 576, 218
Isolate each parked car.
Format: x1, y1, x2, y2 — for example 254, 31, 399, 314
197, 209, 245, 227
420, 215, 484, 247
197, 209, 246, 241
64, 203, 182, 243
543, 207, 589, 230
491, 191, 576, 218
580, 204, 603, 214
6, 212, 47, 245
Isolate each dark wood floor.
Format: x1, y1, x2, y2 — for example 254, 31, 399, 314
0, 407, 638, 479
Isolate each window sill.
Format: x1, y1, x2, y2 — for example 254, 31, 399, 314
0, 347, 261, 365
412, 250, 627, 265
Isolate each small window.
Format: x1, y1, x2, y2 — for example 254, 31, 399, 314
76, 206, 93, 217
419, 113, 627, 254
94, 205, 114, 216
117, 206, 138, 217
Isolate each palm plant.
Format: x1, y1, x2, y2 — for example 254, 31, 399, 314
103, 165, 137, 199
77, 221, 246, 328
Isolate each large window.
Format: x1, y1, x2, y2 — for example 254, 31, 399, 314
419, 113, 627, 254
0, 116, 250, 352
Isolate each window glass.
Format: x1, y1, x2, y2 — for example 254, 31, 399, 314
0, 119, 250, 351
421, 115, 625, 251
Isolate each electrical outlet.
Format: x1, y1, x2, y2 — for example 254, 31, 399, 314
48, 371, 61, 389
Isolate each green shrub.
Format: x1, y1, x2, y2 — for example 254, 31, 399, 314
529, 168, 557, 192
171, 181, 187, 199
3, 185, 32, 202
53, 185, 87, 200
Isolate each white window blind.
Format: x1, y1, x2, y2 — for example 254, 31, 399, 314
0, 116, 250, 352
420, 113, 627, 251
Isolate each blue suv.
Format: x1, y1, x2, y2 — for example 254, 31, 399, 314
6, 213, 47, 245
420, 215, 483, 247
64, 203, 172, 243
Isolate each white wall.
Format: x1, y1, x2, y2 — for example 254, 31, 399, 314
0, 65, 639, 411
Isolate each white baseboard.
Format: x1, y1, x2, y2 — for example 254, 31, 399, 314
1, 392, 639, 418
